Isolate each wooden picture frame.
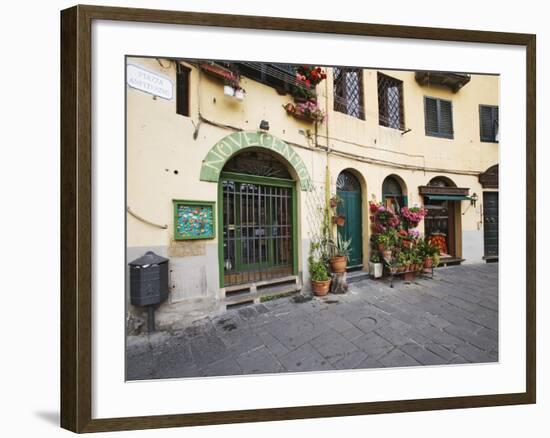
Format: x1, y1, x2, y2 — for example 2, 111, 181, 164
60, 4, 536, 433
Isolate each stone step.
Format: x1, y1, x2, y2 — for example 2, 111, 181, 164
346, 270, 371, 284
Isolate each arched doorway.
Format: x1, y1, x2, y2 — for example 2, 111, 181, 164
336, 170, 363, 269
423, 176, 458, 259
382, 175, 407, 211
220, 150, 297, 286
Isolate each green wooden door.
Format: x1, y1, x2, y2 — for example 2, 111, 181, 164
337, 171, 363, 268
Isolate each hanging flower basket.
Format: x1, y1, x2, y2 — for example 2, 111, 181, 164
199, 62, 239, 84
332, 215, 346, 226
283, 102, 325, 124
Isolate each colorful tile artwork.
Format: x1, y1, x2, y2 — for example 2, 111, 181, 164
176, 204, 214, 239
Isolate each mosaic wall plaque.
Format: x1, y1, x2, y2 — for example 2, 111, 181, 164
173, 200, 215, 240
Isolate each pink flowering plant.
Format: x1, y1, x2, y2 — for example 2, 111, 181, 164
401, 206, 428, 228
369, 199, 428, 272
283, 100, 326, 123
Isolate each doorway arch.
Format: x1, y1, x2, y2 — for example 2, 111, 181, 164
382, 174, 407, 211
336, 170, 363, 269
219, 149, 298, 287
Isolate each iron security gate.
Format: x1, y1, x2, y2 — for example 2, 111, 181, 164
222, 175, 295, 286
483, 192, 499, 258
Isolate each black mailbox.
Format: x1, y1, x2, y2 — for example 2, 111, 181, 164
128, 251, 169, 332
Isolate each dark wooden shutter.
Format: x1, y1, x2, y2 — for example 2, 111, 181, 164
480, 105, 499, 142
424, 97, 439, 135
425, 96, 453, 138
438, 99, 453, 138
176, 64, 190, 117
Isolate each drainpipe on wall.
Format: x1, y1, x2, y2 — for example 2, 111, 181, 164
324, 72, 334, 240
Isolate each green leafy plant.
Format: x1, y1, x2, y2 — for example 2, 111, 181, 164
329, 232, 352, 259
309, 241, 330, 282
370, 252, 382, 263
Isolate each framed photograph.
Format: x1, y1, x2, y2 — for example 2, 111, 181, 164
60, 4, 536, 433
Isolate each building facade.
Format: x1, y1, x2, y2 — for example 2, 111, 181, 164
126, 57, 499, 332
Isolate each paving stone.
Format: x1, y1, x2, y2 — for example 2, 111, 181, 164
257, 330, 291, 358
126, 351, 154, 380
219, 329, 264, 354
264, 318, 330, 351
378, 348, 421, 368
340, 326, 364, 341
374, 326, 415, 346
126, 264, 499, 378
200, 356, 242, 377
351, 333, 394, 359
424, 343, 458, 362
332, 350, 369, 370
236, 346, 283, 374
327, 316, 356, 333
443, 326, 497, 352
278, 343, 334, 372
188, 334, 230, 369
453, 345, 496, 364
356, 355, 385, 369
309, 330, 359, 364
399, 343, 448, 366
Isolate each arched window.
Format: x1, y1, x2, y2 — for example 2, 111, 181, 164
223, 150, 291, 179
382, 175, 407, 211
428, 176, 456, 188
336, 170, 361, 192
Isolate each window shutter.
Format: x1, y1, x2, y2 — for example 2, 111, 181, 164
176, 64, 190, 117
439, 99, 453, 138
424, 97, 439, 135
480, 105, 499, 142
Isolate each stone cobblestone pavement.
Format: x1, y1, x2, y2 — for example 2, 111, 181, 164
126, 263, 498, 380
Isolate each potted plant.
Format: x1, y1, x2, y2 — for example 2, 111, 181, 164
233, 86, 246, 101
310, 259, 331, 296
223, 81, 235, 96
309, 241, 331, 296
329, 195, 342, 209
397, 252, 407, 272
369, 251, 383, 279
332, 214, 346, 226
329, 232, 351, 273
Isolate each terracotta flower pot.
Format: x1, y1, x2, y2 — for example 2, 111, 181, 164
332, 215, 346, 226
404, 271, 416, 282
330, 256, 347, 273
424, 257, 433, 268
312, 279, 331, 296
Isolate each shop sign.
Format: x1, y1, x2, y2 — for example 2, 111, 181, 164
200, 131, 313, 191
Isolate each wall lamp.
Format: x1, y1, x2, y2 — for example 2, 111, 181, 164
470, 192, 478, 207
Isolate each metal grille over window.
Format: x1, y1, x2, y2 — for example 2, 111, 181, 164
479, 105, 499, 142
377, 73, 405, 130
222, 181, 293, 286
333, 67, 365, 120
233, 62, 298, 94
424, 96, 454, 138
223, 151, 292, 179
336, 171, 361, 192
